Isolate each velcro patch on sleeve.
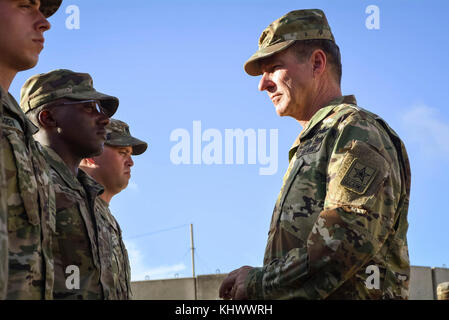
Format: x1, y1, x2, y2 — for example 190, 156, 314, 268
326, 140, 391, 210
340, 159, 378, 195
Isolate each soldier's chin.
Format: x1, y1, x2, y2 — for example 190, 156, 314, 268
17, 56, 39, 71
121, 180, 130, 190
84, 144, 104, 158
275, 104, 287, 117
115, 180, 129, 194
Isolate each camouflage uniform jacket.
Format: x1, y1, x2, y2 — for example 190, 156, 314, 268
245, 95, 411, 300
1, 87, 55, 299
95, 198, 132, 299
0, 89, 7, 299
42, 147, 104, 299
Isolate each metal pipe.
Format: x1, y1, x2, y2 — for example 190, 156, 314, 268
190, 224, 197, 299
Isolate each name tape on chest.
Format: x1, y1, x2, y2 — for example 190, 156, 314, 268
296, 128, 329, 158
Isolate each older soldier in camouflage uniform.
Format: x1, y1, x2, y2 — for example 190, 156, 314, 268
80, 119, 148, 299
0, 0, 62, 299
219, 9, 411, 300
20, 69, 119, 299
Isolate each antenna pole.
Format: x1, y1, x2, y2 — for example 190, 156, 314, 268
190, 224, 197, 299
190, 224, 196, 278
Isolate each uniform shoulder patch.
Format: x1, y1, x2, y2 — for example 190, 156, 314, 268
327, 138, 392, 211
335, 140, 390, 200
340, 159, 378, 194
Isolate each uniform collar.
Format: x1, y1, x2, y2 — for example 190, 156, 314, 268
288, 95, 357, 161
0, 86, 39, 136
97, 197, 110, 208
96, 197, 120, 231
43, 146, 104, 196
78, 168, 104, 198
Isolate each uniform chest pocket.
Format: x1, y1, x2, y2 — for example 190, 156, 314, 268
277, 131, 330, 239
54, 187, 85, 235
3, 128, 40, 229
269, 156, 304, 232
97, 211, 127, 277
279, 162, 325, 240
110, 228, 130, 293
53, 187, 99, 270
55, 185, 81, 210
96, 212, 120, 270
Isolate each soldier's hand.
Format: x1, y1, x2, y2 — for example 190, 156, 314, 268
219, 266, 253, 300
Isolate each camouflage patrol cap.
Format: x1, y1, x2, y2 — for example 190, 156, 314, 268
244, 9, 335, 76
20, 69, 119, 117
105, 119, 148, 155
40, 0, 62, 18
437, 282, 449, 300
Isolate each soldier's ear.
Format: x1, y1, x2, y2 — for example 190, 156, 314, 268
38, 109, 57, 128
80, 158, 97, 168
310, 49, 327, 78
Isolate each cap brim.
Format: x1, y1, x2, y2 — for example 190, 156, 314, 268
40, 0, 62, 18
64, 91, 119, 118
244, 40, 296, 76
106, 136, 148, 156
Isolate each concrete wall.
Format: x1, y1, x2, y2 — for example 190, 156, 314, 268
409, 266, 434, 299
196, 274, 228, 300
131, 266, 449, 300
132, 277, 196, 300
131, 274, 227, 300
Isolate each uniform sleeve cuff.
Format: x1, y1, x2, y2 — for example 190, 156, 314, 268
244, 267, 264, 300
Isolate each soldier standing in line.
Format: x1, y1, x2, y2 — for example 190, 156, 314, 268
20, 69, 119, 299
0, 0, 62, 299
80, 118, 148, 299
0, 87, 5, 300
219, 9, 411, 300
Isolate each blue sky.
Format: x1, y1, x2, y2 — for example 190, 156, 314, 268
10, 0, 449, 280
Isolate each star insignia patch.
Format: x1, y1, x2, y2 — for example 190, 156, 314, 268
340, 159, 378, 194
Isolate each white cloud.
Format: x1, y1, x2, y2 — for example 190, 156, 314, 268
124, 241, 186, 281
401, 104, 449, 160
